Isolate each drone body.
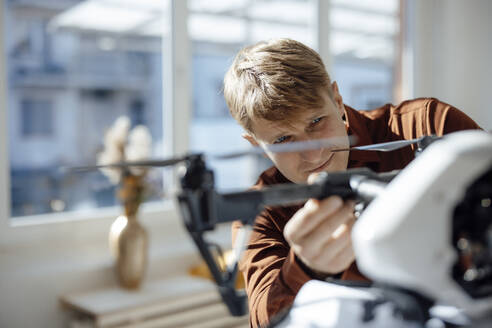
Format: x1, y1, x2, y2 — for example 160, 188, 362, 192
353, 130, 492, 317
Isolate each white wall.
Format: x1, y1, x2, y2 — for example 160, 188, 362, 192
407, 0, 492, 129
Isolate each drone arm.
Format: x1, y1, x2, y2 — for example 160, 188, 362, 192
214, 185, 325, 225
214, 181, 359, 225
187, 227, 247, 316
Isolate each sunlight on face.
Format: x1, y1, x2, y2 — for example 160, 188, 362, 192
248, 88, 350, 183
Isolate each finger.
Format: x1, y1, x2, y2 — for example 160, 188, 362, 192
330, 242, 356, 273
295, 205, 355, 259
317, 220, 353, 263
296, 222, 350, 262
307, 172, 324, 184
284, 196, 343, 243
315, 201, 355, 240
320, 216, 356, 259
312, 237, 355, 274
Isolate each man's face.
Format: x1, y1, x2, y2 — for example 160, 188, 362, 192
245, 85, 350, 183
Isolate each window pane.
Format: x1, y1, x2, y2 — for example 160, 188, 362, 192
331, 0, 400, 109
188, 0, 317, 190
5, 0, 170, 218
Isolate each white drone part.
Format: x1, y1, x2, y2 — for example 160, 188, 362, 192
352, 130, 492, 316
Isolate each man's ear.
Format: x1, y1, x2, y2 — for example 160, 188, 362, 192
242, 133, 259, 147
243, 133, 270, 159
331, 81, 345, 117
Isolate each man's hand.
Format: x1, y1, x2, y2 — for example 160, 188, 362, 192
283, 195, 356, 275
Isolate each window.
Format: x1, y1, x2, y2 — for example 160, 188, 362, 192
330, 0, 400, 109
4, 0, 170, 218
188, 0, 401, 189
188, 0, 317, 190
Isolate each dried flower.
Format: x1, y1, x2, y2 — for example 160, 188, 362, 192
98, 116, 153, 215
126, 125, 152, 176
109, 116, 131, 149
98, 145, 124, 184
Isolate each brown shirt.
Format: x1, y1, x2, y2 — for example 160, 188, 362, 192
231, 98, 482, 328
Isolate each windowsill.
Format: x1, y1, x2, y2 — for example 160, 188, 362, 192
10, 198, 174, 227
0, 198, 180, 249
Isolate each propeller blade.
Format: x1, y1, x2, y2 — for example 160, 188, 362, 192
213, 136, 356, 160
212, 148, 265, 160
68, 157, 188, 172
331, 136, 428, 152
69, 135, 438, 172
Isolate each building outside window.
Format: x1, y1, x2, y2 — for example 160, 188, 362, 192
4, 0, 167, 217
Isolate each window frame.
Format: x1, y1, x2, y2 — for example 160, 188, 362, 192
0, 0, 191, 249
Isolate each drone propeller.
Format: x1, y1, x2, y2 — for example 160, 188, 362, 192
332, 135, 439, 152
216, 135, 439, 158
68, 156, 189, 172
67, 136, 354, 171
68, 135, 439, 172
213, 136, 355, 160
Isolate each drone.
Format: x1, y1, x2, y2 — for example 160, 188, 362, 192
72, 131, 492, 327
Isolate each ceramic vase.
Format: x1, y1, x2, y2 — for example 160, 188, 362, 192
109, 214, 148, 289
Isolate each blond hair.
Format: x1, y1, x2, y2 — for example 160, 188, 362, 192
224, 38, 332, 133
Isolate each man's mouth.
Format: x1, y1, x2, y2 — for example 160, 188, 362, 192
306, 153, 335, 173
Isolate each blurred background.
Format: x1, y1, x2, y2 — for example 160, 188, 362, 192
0, 0, 491, 327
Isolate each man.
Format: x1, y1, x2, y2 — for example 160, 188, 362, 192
223, 38, 481, 328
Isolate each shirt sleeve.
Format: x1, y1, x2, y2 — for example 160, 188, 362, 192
232, 210, 312, 328
426, 98, 482, 135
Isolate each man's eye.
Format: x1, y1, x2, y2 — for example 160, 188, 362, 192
274, 136, 290, 144
311, 117, 324, 125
